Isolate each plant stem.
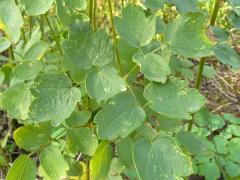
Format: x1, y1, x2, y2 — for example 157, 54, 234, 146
214, 155, 228, 180
9, 45, 14, 61
124, 65, 138, 79
88, 0, 94, 23
86, 158, 90, 180
210, 0, 222, 26
121, 0, 124, 6
29, 16, 32, 37
44, 14, 63, 56
188, 0, 222, 132
107, 0, 124, 75
0, 143, 10, 169
21, 28, 27, 44
195, 0, 222, 90
195, 57, 205, 89
93, 0, 97, 31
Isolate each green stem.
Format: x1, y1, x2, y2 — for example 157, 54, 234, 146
93, 0, 97, 31
88, 0, 94, 23
187, 0, 222, 132
29, 16, 32, 38
121, 0, 124, 6
9, 45, 14, 61
210, 0, 222, 26
214, 155, 228, 180
86, 158, 90, 180
0, 143, 10, 169
38, 16, 45, 40
195, 57, 205, 89
195, 0, 221, 90
44, 14, 63, 56
124, 65, 138, 79
21, 28, 27, 44
107, 0, 124, 75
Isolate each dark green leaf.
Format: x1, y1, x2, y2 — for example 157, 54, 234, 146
165, 12, 213, 58
94, 92, 146, 140
144, 78, 206, 119
67, 127, 98, 156
133, 136, 192, 180
20, 0, 54, 16
26, 74, 81, 126
115, 4, 156, 47
85, 66, 127, 102
133, 53, 171, 83
213, 43, 240, 69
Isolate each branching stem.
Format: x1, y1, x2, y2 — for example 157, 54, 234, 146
188, 0, 222, 131
44, 14, 63, 56
107, 0, 124, 75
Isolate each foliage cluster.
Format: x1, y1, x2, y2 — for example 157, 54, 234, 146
0, 0, 240, 179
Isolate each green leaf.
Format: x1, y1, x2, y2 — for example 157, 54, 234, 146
169, 56, 194, 80
94, 92, 146, 140
201, 65, 216, 79
22, 41, 49, 61
144, 0, 164, 11
85, 66, 127, 102
116, 137, 134, 168
133, 136, 192, 180
90, 141, 113, 180
6, 155, 36, 180
12, 61, 43, 82
144, 78, 206, 119
213, 43, 240, 69
62, 29, 114, 70
67, 127, 98, 156
39, 145, 69, 180
227, 138, 240, 159
176, 131, 212, 155
229, 0, 240, 15
210, 114, 225, 131
0, 83, 32, 120
20, 0, 54, 16
56, 0, 87, 27
193, 107, 210, 126
165, 12, 213, 58
26, 74, 81, 126
108, 158, 125, 180
224, 113, 240, 124
14, 125, 50, 151
225, 161, 240, 177
213, 135, 228, 154
115, 4, 156, 47
165, 0, 199, 13
228, 124, 240, 137
133, 53, 171, 83
23, 29, 42, 54
211, 26, 229, 42
65, 110, 91, 127
65, 156, 83, 177
198, 161, 220, 180
0, 0, 23, 50
158, 115, 181, 131
228, 11, 240, 29
117, 40, 138, 61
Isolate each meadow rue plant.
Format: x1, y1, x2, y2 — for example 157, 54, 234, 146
0, 0, 240, 179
